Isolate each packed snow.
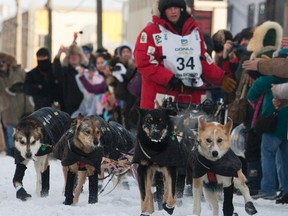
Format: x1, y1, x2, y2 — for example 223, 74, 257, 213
0, 153, 287, 216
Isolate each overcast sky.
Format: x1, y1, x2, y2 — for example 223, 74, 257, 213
0, 0, 126, 19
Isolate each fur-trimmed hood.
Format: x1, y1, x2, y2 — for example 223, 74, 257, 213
151, 0, 191, 17
0, 52, 18, 67
62, 43, 89, 67
247, 21, 283, 59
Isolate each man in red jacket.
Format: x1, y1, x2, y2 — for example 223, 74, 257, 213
134, 0, 236, 110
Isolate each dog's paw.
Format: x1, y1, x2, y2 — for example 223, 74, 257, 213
245, 201, 257, 215
40, 190, 49, 197
88, 196, 98, 204
16, 187, 32, 201
63, 198, 73, 205
162, 203, 175, 215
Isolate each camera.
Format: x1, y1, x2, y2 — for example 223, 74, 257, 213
232, 42, 240, 48
110, 65, 121, 71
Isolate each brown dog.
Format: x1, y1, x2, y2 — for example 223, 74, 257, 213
54, 114, 136, 205
54, 114, 103, 205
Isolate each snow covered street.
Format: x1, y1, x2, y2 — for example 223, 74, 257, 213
0, 154, 287, 216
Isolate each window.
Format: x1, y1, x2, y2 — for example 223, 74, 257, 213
247, 4, 255, 27
258, 2, 266, 23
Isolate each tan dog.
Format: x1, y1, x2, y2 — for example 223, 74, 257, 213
54, 114, 136, 205
54, 115, 103, 205
191, 116, 257, 216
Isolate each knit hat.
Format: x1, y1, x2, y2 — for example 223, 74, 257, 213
82, 44, 93, 54
119, 45, 132, 55
233, 27, 253, 44
36, 48, 50, 57
158, 0, 186, 14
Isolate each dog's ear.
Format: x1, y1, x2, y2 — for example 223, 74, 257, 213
76, 114, 85, 127
197, 115, 206, 131
137, 107, 149, 118
13, 128, 18, 136
35, 126, 42, 135
224, 117, 233, 134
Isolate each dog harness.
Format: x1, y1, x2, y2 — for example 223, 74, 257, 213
29, 107, 71, 146
188, 148, 242, 178
14, 107, 71, 164
133, 134, 186, 167
53, 128, 103, 173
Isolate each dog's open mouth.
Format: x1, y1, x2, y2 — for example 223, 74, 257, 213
149, 129, 167, 142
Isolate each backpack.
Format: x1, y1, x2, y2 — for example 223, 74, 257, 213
127, 68, 142, 97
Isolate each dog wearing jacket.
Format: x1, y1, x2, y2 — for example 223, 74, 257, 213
53, 114, 136, 205
12, 107, 71, 201
53, 114, 103, 205
188, 116, 257, 216
133, 108, 187, 216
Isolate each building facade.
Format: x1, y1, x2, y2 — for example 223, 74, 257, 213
229, 0, 288, 36
0, 7, 122, 69
123, 0, 229, 47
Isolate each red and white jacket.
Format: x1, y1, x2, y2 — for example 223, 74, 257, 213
134, 15, 224, 109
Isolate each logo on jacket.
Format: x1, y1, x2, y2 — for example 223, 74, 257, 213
181, 39, 188, 46
140, 32, 147, 43
153, 33, 162, 47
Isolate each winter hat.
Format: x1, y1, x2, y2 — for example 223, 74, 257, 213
119, 45, 132, 55
247, 21, 283, 59
62, 44, 89, 67
36, 48, 50, 57
233, 27, 253, 44
212, 29, 233, 53
0, 52, 17, 67
158, 0, 186, 14
82, 44, 93, 54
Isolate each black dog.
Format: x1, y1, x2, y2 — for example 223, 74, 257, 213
133, 108, 186, 216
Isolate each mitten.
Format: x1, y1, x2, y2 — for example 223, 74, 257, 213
221, 75, 236, 93
167, 75, 184, 91
16, 187, 32, 201
9, 82, 24, 93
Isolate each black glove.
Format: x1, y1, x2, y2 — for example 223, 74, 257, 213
9, 82, 24, 93
167, 75, 184, 91
16, 187, 32, 201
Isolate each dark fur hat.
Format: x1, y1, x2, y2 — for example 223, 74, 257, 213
212, 29, 233, 53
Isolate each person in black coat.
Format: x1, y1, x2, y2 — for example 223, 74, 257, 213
24, 48, 63, 110
53, 43, 88, 115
